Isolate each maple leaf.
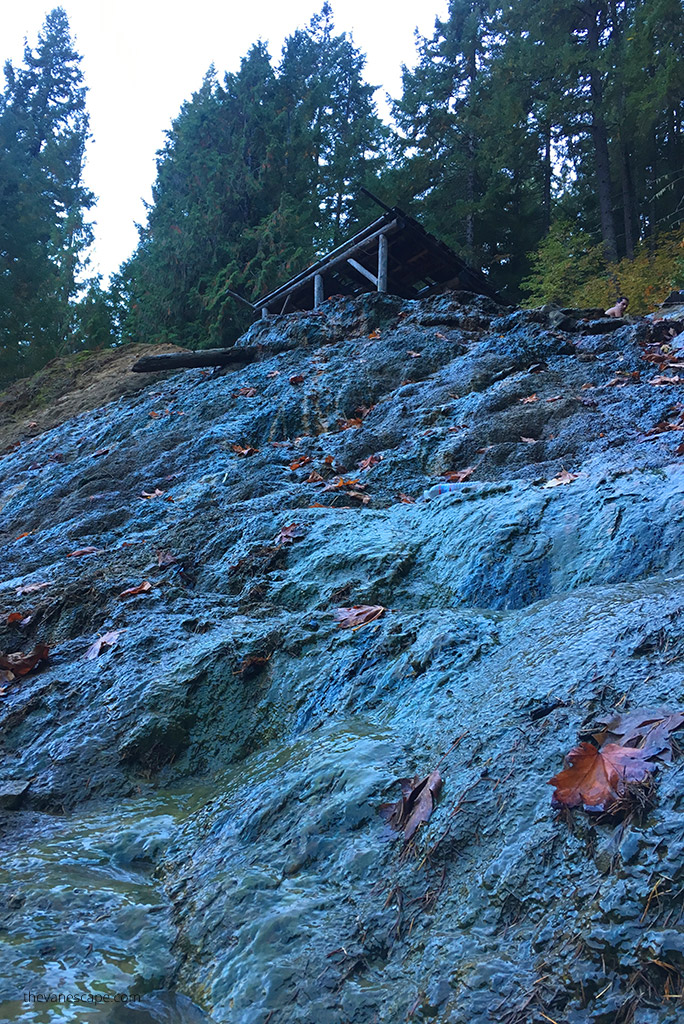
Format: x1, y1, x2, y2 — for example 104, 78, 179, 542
234, 386, 257, 397
543, 469, 580, 488
289, 374, 305, 385
379, 770, 443, 841
141, 488, 165, 499
549, 741, 659, 811
0, 643, 49, 679
118, 580, 152, 599
67, 546, 102, 557
231, 443, 259, 456
290, 456, 312, 471
520, 394, 538, 404
592, 707, 684, 762
15, 582, 50, 597
85, 630, 121, 661
333, 605, 385, 629
275, 523, 305, 545
358, 454, 382, 471
442, 467, 474, 483
368, 329, 381, 339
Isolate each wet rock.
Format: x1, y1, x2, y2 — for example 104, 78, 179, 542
0, 779, 31, 809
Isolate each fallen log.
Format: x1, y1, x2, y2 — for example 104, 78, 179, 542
131, 347, 258, 373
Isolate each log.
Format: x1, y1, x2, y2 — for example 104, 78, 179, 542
131, 347, 258, 373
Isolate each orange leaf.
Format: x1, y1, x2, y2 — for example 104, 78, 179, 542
520, 394, 538, 404
0, 643, 49, 678
118, 581, 152, 599
399, 493, 415, 504
141, 488, 165, 499
357, 454, 382, 471
368, 329, 381, 339
231, 444, 259, 456
442, 466, 474, 483
289, 374, 305, 385
543, 469, 579, 488
289, 456, 312, 471
549, 741, 658, 811
305, 469, 324, 483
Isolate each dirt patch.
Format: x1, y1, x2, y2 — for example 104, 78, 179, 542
0, 343, 185, 454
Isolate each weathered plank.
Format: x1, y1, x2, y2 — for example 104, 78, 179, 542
131, 347, 258, 373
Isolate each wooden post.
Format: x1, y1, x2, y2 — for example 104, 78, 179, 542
377, 234, 388, 293
314, 274, 324, 308
261, 307, 269, 320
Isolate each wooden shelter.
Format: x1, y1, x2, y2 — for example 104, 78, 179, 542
254, 206, 501, 317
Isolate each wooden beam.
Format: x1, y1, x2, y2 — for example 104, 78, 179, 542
314, 274, 324, 308
131, 347, 257, 373
377, 233, 388, 293
347, 258, 378, 286
280, 293, 292, 315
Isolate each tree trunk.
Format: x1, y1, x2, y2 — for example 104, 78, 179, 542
586, 10, 618, 263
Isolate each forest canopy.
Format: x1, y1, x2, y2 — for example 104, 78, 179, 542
1, 1, 682, 384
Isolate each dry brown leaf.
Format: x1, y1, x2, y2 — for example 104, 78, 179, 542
267, 370, 280, 378
333, 605, 385, 629
323, 477, 361, 491
231, 444, 259, 456
338, 417, 363, 430
650, 375, 682, 385
15, 582, 50, 597
399, 493, 415, 504
141, 488, 164, 499
234, 386, 257, 397
442, 467, 474, 483
543, 469, 580, 488
0, 643, 49, 678
323, 455, 334, 465
592, 707, 684, 762
546, 395, 562, 402
118, 581, 152, 599
305, 469, 324, 483
67, 546, 102, 557
520, 436, 537, 444
520, 393, 538, 404
549, 741, 659, 811
346, 490, 371, 504
379, 770, 443, 841
275, 523, 305, 545
289, 374, 305, 385
85, 630, 121, 661
368, 329, 381, 339
358, 454, 382, 471
290, 456, 312, 471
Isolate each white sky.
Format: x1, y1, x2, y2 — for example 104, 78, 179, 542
1, 0, 447, 281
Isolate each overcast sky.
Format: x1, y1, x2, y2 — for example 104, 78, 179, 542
2, 0, 447, 281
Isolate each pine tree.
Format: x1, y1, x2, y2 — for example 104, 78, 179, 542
0, 7, 93, 380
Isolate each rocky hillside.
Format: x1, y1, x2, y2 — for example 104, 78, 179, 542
1, 293, 684, 1024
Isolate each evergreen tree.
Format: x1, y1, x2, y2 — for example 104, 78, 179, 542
0, 7, 93, 381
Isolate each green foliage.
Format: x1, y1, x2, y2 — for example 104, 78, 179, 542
522, 223, 684, 313
0, 7, 93, 386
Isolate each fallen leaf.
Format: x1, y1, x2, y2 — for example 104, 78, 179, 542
231, 444, 259, 456
435, 332, 447, 340
476, 445, 495, 454
520, 436, 537, 444
290, 456, 312, 471
323, 477, 361, 491
305, 469, 324, 483
0, 643, 49, 678
67, 546, 102, 557
543, 469, 580, 488
289, 374, 305, 385
234, 386, 257, 397
581, 383, 594, 390
333, 605, 385, 629
407, 350, 422, 358
6, 613, 26, 624
15, 532, 32, 540
148, 411, 161, 419
650, 375, 682, 385
141, 488, 164, 499
267, 370, 280, 378
15, 582, 50, 597
358, 454, 382, 471
448, 424, 467, 432
92, 447, 110, 458
549, 741, 659, 811
592, 707, 684, 762
323, 455, 334, 465
379, 770, 443, 841
85, 630, 121, 661
118, 581, 152, 598
275, 523, 306, 545
520, 394, 538, 404
399, 493, 415, 504
442, 467, 474, 483
338, 417, 363, 430
346, 489, 371, 504
368, 329, 381, 339
546, 395, 562, 402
